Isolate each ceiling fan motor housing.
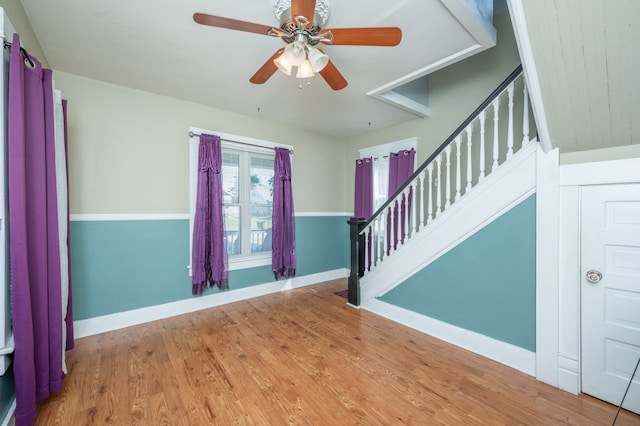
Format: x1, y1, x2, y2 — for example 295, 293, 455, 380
273, 0, 330, 44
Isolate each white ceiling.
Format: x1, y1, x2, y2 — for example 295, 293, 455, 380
19, 0, 497, 137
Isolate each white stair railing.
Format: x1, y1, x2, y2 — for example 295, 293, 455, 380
347, 65, 534, 306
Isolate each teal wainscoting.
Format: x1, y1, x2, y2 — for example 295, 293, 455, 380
379, 195, 536, 351
69, 215, 349, 320
295, 215, 350, 275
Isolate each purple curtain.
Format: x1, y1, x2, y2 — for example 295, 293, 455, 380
354, 157, 374, 270
8, 33, 73, 426
386, 148, 416, 254
354, 157, 373, 220
272, 147, 296, 279
191, 134, 228, 295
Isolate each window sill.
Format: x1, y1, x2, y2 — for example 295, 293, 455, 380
228, 253, 271, 271
187, 253, 271, 276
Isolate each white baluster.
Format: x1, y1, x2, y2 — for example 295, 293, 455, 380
444, 145, 452, 209
427, 164, 434, 224
522, 80, 530, 147
492, 99, 500, 172
361, 228, 368, 273
466, 125, 473, 193
507, 82, 515, 159
369, 223, 375, 269
455, 135, 462, 201
389, 203, 396, 254
368, 225, 373, 272
479, 111, 486, 182
436, 154, 443, 217
403, 187, 410, 244
384, 206, 390, 256
418, 171, 426, 230
378, 211, 387, 262
411, 179, 417, 237
370, 224, 375, 270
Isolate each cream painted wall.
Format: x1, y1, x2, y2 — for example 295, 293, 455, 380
0, 1, 48, 67
53, 71, 345, 214
341, 12, 521, 212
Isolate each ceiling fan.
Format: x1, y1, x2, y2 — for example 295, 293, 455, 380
193, 0, 402, 90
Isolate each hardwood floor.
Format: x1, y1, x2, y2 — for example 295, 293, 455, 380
34, 278, 639, 425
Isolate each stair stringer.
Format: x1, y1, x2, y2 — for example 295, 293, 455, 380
360, 141, 538, 301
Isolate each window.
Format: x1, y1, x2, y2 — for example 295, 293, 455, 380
359, 137, 417, 211
189, 128, 292, 272
222, 149, 274, 257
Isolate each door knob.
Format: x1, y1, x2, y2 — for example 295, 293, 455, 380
586, 270, 603, 283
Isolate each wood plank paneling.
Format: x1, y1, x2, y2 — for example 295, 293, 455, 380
523, 0, 578, 152
578, 0, 610, 149
604, 0, 633, 148
32, 279, 640, 425
631, 0, 640, 146
521, 0, 639, 153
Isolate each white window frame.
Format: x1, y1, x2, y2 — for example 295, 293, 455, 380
188, 126, 293, 273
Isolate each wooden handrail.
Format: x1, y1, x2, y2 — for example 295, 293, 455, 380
361, 64, 523, 232
348, 65, 525, 307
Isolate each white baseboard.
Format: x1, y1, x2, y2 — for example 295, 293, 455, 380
74, 268, 349, 338
558, 354, 580, 395
363, 298, 536, 376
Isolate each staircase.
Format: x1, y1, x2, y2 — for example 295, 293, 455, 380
347, 65, 538, 306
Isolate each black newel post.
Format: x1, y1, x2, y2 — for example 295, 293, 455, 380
347, 217, 366, 306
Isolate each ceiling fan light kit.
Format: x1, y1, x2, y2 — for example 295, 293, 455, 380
283, 37, 307, 66
307, 47, 329, 72
194, 0, 402, 90
273, 53, 293, 75
295, 59, 315, 79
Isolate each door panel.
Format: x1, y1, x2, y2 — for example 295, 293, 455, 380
581, 184, 640, 414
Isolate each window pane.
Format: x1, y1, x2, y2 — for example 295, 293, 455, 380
250, 156, 274, 205
224, 205, 241, 255
250, 206, 272, 253
373, 159, 389, 211
222, 152, 240, 204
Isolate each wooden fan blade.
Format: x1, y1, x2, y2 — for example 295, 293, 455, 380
193, 13, 275, 36
319, 59, 348, 91
250, 49, 285, 85
321, 27, 402, 46
291, 0, 317, 21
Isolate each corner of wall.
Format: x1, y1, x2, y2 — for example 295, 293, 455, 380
535, 144, 560, 386
0, 2, 49, 68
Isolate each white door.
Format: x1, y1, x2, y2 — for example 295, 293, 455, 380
581, 184, 640, 414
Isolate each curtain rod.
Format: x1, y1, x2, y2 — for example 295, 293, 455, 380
189, 131, 293, 154
359, 148, 414, 162
3, 40, 35, 68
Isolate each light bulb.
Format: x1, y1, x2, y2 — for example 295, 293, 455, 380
296, 60, 315, 79
273, 53, 292, 76
308, 47, 329, 72
284, 41, 306, 66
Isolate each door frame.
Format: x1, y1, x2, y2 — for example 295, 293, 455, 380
556, 157, 640, 394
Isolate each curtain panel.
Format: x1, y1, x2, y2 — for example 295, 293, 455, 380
191, 134, 228, 295
354, 157, 373, 220
387, 148, 415, 254
354, 157, 374, 271
272, 147, 296, 279
8, 33, 73, 426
